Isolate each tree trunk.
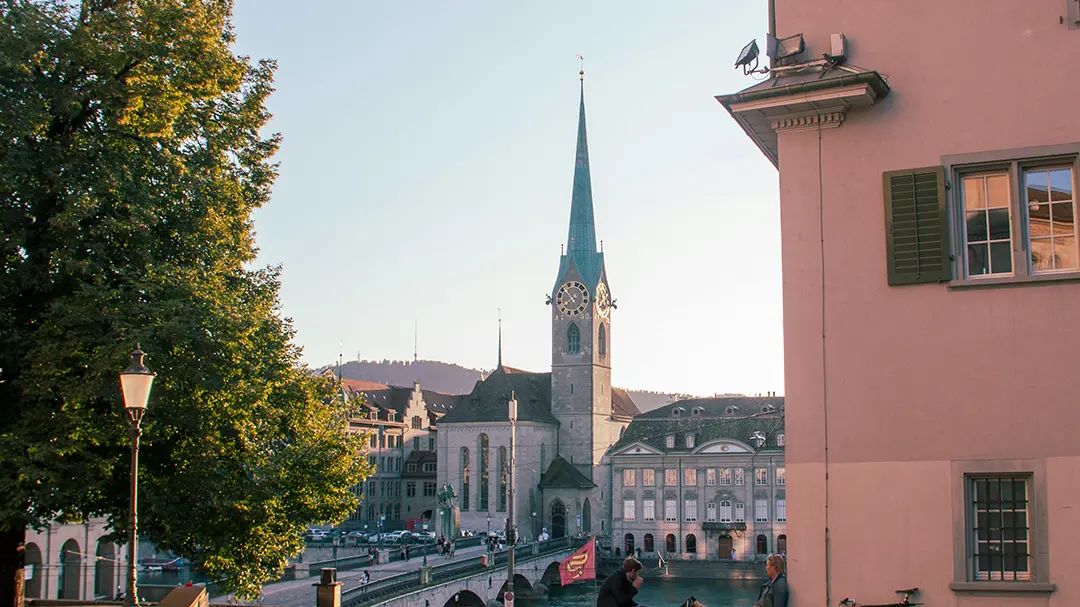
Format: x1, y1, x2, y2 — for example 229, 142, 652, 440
0, 527, 25, 607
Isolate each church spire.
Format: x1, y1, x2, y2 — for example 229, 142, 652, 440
497, 310, 503, 368
567, 71, 598, 260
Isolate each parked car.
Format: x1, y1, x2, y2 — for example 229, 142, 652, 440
416, 531, 436, 543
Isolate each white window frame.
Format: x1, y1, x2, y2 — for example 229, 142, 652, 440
684, 468, 697, 486
776, 467, 786, 486
685, 434, 695, 448
706, 468, 716, 486
664, 499, 678, 522
684, 500, 697, 522
755, 499, 768, 523
944, 145, 1080, 286
665, 435, 675, 449
643, 499, 656, 522
777, 433, 785, 447
719, 468, 732, 486
734, 468, 745, 486
719, 500, 732, 523
643, 469, 655, 486
665, 469, 677, 486
623, 469, 635, 486
734, 502, 746, 522
777, 499, 786, 522
623, 499, 636, 522
755, 468, 769, 486
706, 502, 717, 522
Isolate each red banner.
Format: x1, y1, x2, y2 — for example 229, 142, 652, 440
558, 538, 596, 585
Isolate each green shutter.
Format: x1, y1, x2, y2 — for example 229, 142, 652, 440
883, 166, 950, 285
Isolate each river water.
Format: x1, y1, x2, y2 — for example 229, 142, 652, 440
521, 577, 761, 607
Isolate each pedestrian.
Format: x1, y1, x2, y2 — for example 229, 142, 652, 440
753, 554, 789, 607
596, 557, 643, 607
449, 540, 455, 558
730, 548, 737, 561
362, 570, 371, 585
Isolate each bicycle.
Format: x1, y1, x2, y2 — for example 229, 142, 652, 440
839, 587, 921, 607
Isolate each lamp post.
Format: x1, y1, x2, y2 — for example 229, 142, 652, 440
120, 347, 155, 607
486, 513, 492, 537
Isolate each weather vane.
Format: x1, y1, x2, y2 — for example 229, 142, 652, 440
576, 54, 584, 80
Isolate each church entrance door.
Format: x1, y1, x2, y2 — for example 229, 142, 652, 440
550, 500, 567, 539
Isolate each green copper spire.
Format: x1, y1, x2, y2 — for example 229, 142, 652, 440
557, 73, 603, 289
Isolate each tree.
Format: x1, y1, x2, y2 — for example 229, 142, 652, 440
0, 1, 370, 605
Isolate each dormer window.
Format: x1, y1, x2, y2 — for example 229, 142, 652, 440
750, 431, 766, 448
725, 405, 739, 415
665, 435, 675, 449
761, 404, 775, 414
691, 406, 703, 416
388, 412, 396, 422
671, 406, 684, 417
777, 433, 786, 447
685, 434, 695, 449
368, 411, 377, 420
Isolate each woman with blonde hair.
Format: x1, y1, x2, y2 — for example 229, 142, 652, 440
754, 554, 788, 607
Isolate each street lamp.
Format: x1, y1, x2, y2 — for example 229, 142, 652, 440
119, 347, 155, 607
486, 513, 492, 536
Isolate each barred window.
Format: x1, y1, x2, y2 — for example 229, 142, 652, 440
971, 476, 1031, 581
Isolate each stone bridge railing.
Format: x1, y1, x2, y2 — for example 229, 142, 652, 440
341, 538, 575, 607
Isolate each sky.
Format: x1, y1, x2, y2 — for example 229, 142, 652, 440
230, 1, 783, 396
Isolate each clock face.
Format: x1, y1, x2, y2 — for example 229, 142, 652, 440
556, 281, 589, 316
595, 283, 611, 319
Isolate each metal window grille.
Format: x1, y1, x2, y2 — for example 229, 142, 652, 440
971, 476, 1031, 581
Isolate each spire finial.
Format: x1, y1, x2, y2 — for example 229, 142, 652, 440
577, 54, 584, 82
497, 309, 503, 368
413, 319, 418, 362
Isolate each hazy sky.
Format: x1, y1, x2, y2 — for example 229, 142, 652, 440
230, 1, 783, 396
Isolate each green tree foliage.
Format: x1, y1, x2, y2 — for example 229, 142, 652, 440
0, 1, 370, 603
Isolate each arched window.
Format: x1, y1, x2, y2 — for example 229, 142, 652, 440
598, 324, 607, 357
665, 533, 676, 554
479, 434, 490, 510
643, 533, 655, 552
460, 446, 470, 510
566, 323, 581, 354
777, 535, 787, 555
582, 498, 592, 533
498, 446, 508, 512
756, 534, 768, 554
686, 534, 697, 554
540, 443, 546, 472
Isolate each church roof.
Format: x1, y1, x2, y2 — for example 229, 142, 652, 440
538, 455, 597, 489
611, 387, 641, 419
609, 396, 785, 455
555, 79, 606, 291
435, 366, 558, 425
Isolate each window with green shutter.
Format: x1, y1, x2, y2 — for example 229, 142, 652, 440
883, 166, 951, 285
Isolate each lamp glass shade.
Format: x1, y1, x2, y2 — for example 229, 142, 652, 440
120, 348, 156, 411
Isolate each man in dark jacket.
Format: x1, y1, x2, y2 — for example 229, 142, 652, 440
754, 554, 789, 607
597, 557, 644, 607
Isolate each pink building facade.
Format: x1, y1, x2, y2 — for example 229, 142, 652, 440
718, 2, 1080, 605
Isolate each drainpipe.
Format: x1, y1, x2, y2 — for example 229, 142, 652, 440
767, 0, 777, 71
677, 458, 683, 557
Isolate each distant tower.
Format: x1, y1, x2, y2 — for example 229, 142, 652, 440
550, 71, 614, 473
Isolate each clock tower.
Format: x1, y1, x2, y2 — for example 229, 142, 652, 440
550, 76, 618, 474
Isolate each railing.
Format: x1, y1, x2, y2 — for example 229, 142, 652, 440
341, 537, 571, 607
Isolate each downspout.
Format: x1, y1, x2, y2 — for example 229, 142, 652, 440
767, 0, 777, 71
818, 124, 833, 607
678, 458, 683, 556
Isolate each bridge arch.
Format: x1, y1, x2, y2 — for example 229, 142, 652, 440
541, 561, 562, 587
443, 590, 485, 607
496, 574, 534, 598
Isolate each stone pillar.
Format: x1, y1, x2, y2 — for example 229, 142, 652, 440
314, 568, 342, 607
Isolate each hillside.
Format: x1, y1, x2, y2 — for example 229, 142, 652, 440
320, 359, 707, 412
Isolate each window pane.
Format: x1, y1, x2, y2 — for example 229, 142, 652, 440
987, 174, 1010, 207
965, 176, 987, 210
1051, 202, 1074, 235
1055, 236, 1077, 270
990, 242, 1012, 273
988, 209, 1011, 240
1026, 170, 1049, 204
966, 211, 988, 242
1031, 238, 1054, 271
968, 243, 990, 275
1050, 168, 1072, 201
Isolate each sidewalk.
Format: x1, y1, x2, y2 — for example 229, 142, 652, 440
218, 542, 490, 607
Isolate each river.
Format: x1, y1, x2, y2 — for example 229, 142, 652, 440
521, 577, 761, 607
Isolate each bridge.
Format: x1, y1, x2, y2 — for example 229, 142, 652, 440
341, 538, 581, 607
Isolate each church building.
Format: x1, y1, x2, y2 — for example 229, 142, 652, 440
436, 75, 640, 542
